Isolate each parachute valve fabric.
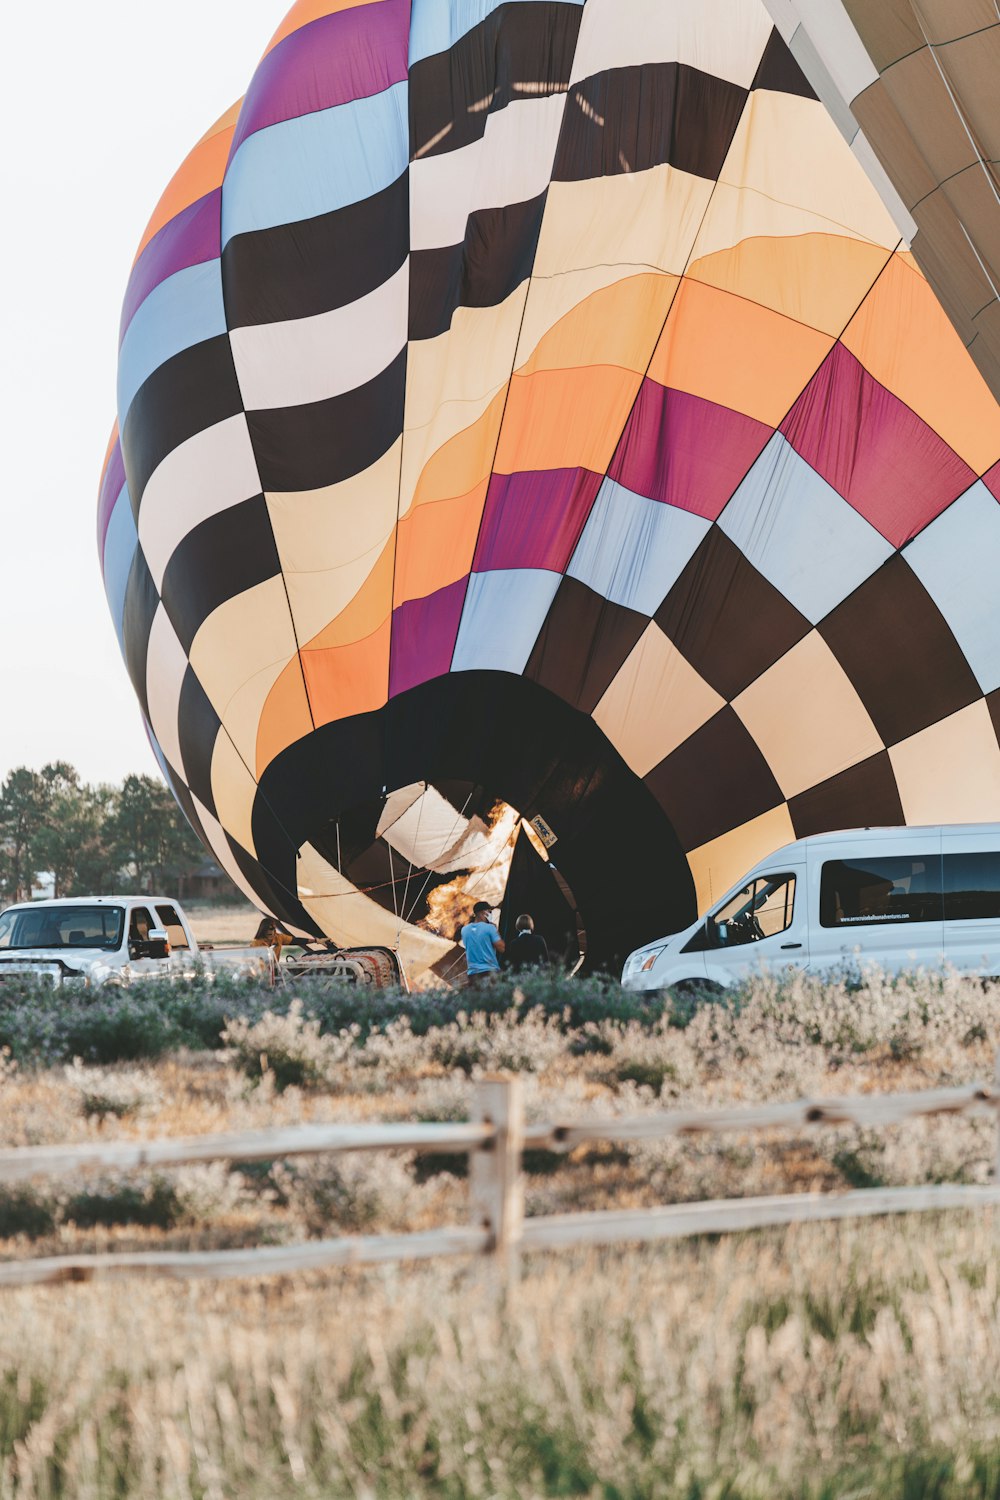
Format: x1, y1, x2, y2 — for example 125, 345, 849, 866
99, 0, 1000, 970
766, 0, 1000, 402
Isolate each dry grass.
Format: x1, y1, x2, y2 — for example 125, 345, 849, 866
184, 902, 260, 947
1, 970, 1000, 1492
3, 1217, 1000, 1496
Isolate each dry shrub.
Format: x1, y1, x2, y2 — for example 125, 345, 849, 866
415, 1005, 568, 1076
62, 1059, 163, 1120
273, 1151, 444, 1237
221, 1000, 359, 1089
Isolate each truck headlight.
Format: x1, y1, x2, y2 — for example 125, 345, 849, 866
640, 947, 665, 972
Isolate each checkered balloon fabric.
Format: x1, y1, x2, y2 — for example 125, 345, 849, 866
98, 0, 1000, 966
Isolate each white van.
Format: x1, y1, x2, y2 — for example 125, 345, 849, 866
622, 824, 1000, 992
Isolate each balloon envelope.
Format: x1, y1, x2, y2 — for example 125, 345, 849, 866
99, 0, 1000, 971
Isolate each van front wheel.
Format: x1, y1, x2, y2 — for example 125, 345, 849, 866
669, 978, 725, 999
659, 978, 722, 1026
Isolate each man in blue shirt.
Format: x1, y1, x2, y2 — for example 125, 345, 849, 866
460, 900, 505, 984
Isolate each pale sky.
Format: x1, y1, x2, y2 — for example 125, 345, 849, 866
0, 1, 286, 785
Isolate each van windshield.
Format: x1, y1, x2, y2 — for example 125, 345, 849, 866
0, 906, 125, 951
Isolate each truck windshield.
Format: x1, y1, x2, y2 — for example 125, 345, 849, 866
0, 906, 125, 951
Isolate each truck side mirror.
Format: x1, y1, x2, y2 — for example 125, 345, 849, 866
143, 928, 171, 959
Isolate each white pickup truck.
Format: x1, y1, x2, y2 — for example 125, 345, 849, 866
0, 896, 271, 988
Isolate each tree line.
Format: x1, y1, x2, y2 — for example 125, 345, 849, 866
0, 765, 205, 904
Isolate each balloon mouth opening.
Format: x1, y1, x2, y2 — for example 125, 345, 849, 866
255, 671, 696, 976
296, 780, 585, 978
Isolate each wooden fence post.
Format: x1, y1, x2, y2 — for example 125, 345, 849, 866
470, 1075, 524, 1272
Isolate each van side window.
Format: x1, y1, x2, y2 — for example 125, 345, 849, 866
685, 873, 796, 951
820, 857, 943, 927
943, 853, 1000, 922
754, 875, 797, 938
155, 905, 190, 950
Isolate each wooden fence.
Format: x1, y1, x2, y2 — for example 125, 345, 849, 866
2, 1069, 1000, 1287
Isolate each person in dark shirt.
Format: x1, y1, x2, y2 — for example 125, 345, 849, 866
506, 913, 549, 973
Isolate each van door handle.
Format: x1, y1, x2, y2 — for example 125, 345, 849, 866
780, 942, 802, 950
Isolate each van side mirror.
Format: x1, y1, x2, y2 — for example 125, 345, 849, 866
684, 915, 729, 956
700, 917, 728, 949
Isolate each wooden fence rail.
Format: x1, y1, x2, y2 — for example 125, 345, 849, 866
0, 1121, 493, 1185
1, 1071, 999, 1287
522, 1082, 1000, 1148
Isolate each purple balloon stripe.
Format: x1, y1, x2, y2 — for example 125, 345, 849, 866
389, 579, 467, 699
610, 382, 773, 520
982, 458, 1000, 504
230, 0, 410, 160
97, 440, 126, 561
474, 467, 602, 574
780, 343, 975, 547
119, 190, 222, 344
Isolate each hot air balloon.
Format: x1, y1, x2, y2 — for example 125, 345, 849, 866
98, 0, 1000, 977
